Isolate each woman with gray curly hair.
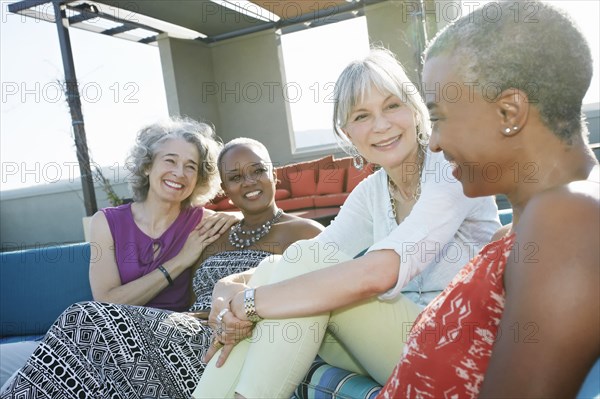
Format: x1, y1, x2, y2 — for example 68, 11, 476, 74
0, 132, 324, 399
127, 117, 222, 209
87, 116, 233, 310
0, 116, 240, 397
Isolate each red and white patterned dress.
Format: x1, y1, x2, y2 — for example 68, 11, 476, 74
378, 234, 516, 399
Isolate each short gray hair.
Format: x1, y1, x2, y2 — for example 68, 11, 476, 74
333, 48, 430, 154
425, 0, 592, 142
126, 117, 222, 207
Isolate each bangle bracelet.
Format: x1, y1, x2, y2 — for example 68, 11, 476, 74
243, 288, 262, 323
157, 265, 173, 286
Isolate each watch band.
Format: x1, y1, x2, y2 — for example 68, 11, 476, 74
243, 288, 262, 323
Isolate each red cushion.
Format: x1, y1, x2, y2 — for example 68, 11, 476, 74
275, 188, 291, 200
316, 168, 345, 195
204, 202, 218, 210
276, 155, 334, 192
216, 197, 235, 210
288, 169, 317, 198
276, 197, 315, 211
346, 164, 375, 192
313, 193, 349, 207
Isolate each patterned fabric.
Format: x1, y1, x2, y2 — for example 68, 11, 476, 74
189, 250, 272, 311
0, 250, 271, 399
102, 204, 204, 311
377, 234, 515, 399
294, 358, 382, 399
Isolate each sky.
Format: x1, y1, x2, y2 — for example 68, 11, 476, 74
1, 0, 599, 192
1, 1, 169, 191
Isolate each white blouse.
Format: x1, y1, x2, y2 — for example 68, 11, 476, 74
316, 150, 501, 306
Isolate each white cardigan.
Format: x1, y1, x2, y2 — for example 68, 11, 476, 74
316, 150, 501, 306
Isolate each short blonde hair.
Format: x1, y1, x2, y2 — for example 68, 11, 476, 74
333, 48, 430, 154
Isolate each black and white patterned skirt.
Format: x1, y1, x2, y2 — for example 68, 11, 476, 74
0, 302, 210, 399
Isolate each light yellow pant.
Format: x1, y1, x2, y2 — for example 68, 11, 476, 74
193, 240, 421, 399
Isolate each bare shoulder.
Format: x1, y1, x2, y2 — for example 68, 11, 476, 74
506, 177, 599, 298
88, 210, 114, 250
279, 213, 324, 240
521, 178, 599, 238
89, 210, 110, 233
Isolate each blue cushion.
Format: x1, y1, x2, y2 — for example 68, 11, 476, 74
0, 243, 93, 337
295, 358, 381, 399
498, 209, 513, 226
577, 358, 600, 399
0, 335, 44, 344
294, 356, 599, 399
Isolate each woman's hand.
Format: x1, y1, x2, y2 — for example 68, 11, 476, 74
199, 210, 241, 236
174, 224, 222, 269
230, 289, 249, 321
202, 295, 254, 367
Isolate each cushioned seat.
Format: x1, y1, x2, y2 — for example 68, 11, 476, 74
294, 358, 381, 399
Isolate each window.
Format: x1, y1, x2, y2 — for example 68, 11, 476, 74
280, 16, 370, 153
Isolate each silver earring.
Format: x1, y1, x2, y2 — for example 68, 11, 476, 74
352, 151, 364, 170
504, 127, 512, 134
416, 124, 428, 146
512, 126, 519, 131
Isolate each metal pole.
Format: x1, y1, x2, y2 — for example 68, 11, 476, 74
52, 0, 97, 216
414, 0, 428, 89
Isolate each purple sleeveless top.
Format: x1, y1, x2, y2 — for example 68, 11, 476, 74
101, 203, 204, 312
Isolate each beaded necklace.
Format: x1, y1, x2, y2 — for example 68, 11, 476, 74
228, 209, 283, 249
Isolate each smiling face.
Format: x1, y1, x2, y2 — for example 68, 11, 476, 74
424, 55, 513, 197
343, 86, 419, 172
146, 137, 200, 204
220, 144, 276, 213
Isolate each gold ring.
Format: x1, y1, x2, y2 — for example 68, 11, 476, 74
213, 339, 224, 349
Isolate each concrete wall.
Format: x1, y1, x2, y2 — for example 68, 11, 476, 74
209, 30, 295, 168
158, 35, 222, 133
0, 172, 131, 250
157, 29, 347, 169
364, 0, 450, 86
365, 1, 424, 86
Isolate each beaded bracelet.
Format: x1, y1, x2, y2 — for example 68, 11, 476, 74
157, 265, 174, 286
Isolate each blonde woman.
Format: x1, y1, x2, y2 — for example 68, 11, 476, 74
195, 49, 501, 398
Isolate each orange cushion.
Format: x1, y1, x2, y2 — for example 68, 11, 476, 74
275, 188, 291, 200
346, 165, 375, 192
288, 169, 317, 198
316, 168, 345, 195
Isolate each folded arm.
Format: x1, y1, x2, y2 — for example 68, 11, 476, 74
230, 247, 400, 320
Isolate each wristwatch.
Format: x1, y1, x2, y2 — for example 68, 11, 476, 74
243, 288, 262, 323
